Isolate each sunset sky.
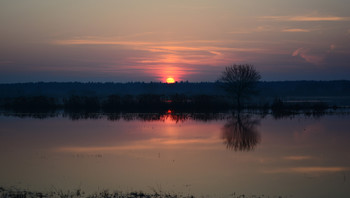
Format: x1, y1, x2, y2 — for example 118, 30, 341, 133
1, 0, 350, 82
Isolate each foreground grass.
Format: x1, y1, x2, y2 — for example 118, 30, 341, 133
0, 187, 196, 198
0, 186, 278, 198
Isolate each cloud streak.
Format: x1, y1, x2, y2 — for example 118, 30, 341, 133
263, 166, 350, 174
283, 155, 313, 161
292, 48, 325, 65
50, 37, 276, 81
52, 38, 267, 53
282, 28, 310, 32
260, 15, 350, 22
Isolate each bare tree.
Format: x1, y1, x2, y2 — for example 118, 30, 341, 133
218, 64, 261, 109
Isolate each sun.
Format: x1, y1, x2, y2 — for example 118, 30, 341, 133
166, 77, 175, 84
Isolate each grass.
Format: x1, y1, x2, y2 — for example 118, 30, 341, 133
0, 186, 282, 198
0, 186, 195, 198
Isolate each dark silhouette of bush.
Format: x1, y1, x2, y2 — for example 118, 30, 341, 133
170, 94, 188, 106
271, 97, 328, 119
137, 94, 166, 110
121, 95, 135, 108
63, 95, 100, 112
102, 95, 121, 112
3, 96, 57, 112
191, 95, 218, 111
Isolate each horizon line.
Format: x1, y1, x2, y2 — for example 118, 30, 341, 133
1, 79, 350, 84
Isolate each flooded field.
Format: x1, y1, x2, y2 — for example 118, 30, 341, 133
0, 112, 349, 198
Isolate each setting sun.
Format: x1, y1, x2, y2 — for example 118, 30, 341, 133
166, 77, 175, 84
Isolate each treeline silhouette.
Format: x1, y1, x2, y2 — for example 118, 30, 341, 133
1, 94, 230, 113
0, 82, 222, 97
1, 81, 349, 113
1, 81, 349, 100
1, 93, 339, 115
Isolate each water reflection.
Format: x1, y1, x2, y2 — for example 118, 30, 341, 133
1, 112, 350, 198
2, 106, 347, 121
222, 113, 261, 151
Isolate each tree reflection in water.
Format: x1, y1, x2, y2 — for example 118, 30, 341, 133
222, 113, 261, 151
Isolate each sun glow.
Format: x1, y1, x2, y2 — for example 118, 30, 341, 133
166, 77, 175, 84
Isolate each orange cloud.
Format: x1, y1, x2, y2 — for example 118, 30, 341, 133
292, 48, 324, 65
263, 166, 350, 174
227, 26, 274, 34
48, 36, 292, 82
289, 16, 350, 22
282, 28, 310, 32
329, 44, 336, 51
283, 155, 313, 161
291, 167, 349, 173
51, 37, 271, 81
52, 39, 155, 46
52, 38, 266, 53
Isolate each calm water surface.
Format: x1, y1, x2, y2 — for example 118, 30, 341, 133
0, 113, 349, 198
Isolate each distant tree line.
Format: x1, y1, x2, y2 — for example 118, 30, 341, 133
1, 81, 349, 99
0, 93, 335, 115
1, 71, 349, 114
0, 94, 231, 113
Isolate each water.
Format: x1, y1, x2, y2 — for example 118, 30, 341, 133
0, 112, 349, 198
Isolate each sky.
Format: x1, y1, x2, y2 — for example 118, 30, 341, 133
1, 0, 350, 83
